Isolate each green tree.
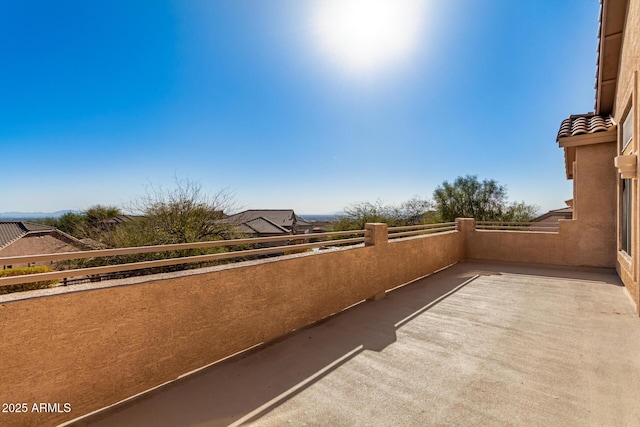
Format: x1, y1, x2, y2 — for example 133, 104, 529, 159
57, 180, 242, 252
68, 179, 245, 273
433, 175, 538, 221
128, 179, 239, 245
54, 212, 85, 236
84, 205, 122, 231
394, 196, 434, 225
38, 207, 119, 239
66, 205, 123, 240
334, 197, 433, 231
334, 200, 393, 231
502, 201, 539, 222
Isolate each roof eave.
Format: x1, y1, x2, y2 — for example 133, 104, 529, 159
595, 0, 628, 115
558, 128, 617, 147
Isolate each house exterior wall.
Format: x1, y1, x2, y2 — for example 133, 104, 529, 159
0, 234, 81, 269
0, 230, 463, 427
574, 143, 618, 268
613, 0, 640, 311
573, 143, 618, 228
465, 142, 617, 269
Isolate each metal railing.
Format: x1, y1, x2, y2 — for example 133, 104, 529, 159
0, 230, 366, 288
475, 221, 559, 233
387, 222, 457, 239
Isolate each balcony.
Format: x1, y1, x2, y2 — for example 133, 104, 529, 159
1, 219, 638, 426
76, 262, 640, 427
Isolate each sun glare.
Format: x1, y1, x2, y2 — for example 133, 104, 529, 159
311, 0, 425, 76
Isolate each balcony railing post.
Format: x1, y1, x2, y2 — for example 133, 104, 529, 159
365, 223, 388, 247
455, 218, 476, 233
364, 223, 388, 301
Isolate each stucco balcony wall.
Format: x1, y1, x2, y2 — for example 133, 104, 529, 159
0, 217, 622, 427
464, 219, 616, 269
0, 228, 463, 427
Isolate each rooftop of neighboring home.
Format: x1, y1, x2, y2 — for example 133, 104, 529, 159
533, 206, 574, 223
101, 215, 140, 227
0, 221, 87, 250
226, 209, 310, 226
221, 210, 312, 230
237, 217, 290, 235
1, 221, 58, 249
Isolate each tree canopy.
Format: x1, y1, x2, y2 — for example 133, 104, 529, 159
433, 175, 537, 222
334, 197, 433, 231
334, 176, 537, 231
41, 205, 122, 239
121, 179, 240, 246
40, 179, 241, 248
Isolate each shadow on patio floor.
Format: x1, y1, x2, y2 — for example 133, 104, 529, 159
74, 261, 630, 427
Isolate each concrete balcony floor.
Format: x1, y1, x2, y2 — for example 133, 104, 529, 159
76, 262, 640, 427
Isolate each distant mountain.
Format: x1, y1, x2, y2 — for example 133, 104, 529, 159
0, 210, 81, 220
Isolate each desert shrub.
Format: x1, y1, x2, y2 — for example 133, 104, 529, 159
0, 266, 60, 295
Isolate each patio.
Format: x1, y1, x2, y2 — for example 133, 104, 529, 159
73, 261, 640, 427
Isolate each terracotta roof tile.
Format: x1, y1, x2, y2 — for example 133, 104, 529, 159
557, 113, 614, 139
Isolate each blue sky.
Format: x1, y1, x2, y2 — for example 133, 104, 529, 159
1, 1, 600, 215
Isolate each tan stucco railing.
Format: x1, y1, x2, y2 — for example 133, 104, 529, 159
0, 220, 563, 289
475, 221, 560, 232
0, 229, 366, 287
387, 222, 457, 239
0, 222, 465, 427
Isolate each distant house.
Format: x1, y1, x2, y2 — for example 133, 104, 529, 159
532, 206, 573, 223
310, 220, 335, 233
99, 215, 139, 230
220, 210, 313, 237
0, 221, 89, 269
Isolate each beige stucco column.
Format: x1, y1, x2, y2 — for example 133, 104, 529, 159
365, 223, 388, 247
455, 218, 475, 233
365, 223, 388, 300
455, 218, 475, 260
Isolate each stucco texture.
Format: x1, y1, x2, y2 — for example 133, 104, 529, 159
0, 231, 463, 427
466, 142, 617, 269
613, 0, 640, 310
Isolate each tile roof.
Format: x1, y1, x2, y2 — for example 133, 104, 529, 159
103, 215, 138, 226
549, 207, 573, 214
239, 217, 290, 235
295, 217, 312, 226
0, 221, 84, 251
557, 114, 614, 139
533, 207, 574, 223
222, 210, 297, 228
0, 222, 28, 249
21, 222, 56, 232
